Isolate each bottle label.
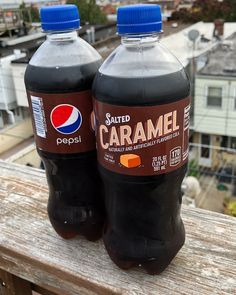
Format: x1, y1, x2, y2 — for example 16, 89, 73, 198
94, 97, 190, 176
27, 90, 95, 153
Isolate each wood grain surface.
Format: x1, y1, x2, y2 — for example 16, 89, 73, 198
0, 269, 32, 295
0, 160, 235, 295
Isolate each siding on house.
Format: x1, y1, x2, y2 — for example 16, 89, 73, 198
194, 76, 236, 137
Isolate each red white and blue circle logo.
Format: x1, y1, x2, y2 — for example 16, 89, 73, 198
50, 104, 82, 135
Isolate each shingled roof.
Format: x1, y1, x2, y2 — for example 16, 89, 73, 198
199, 32, 236, 77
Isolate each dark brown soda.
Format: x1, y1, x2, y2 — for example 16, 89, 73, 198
25, 61, 105, 241
93, 68, 190, 273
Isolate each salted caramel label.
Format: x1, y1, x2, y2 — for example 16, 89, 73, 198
27, 90, 95, 154
94, 98, 190, 176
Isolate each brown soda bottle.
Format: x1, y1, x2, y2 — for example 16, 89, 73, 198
93, 4, 190, 273
25, 5, 104, 241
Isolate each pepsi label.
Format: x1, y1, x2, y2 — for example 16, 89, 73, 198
27, 91, 95, 153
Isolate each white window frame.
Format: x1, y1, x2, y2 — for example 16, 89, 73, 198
229, 136, 236, 150
205, 85, 223, 109
234, 87, 236, 110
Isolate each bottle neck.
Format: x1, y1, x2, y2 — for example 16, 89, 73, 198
121, 33, 160, 47
46, 30, 78, 42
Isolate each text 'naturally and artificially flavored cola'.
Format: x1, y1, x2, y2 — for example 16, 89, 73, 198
93, 4, 190, 274
24, 5, 105, 241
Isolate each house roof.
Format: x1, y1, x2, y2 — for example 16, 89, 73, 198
161, 21, 236, 67
0, 0, 59, 9
198, 32, 236, 77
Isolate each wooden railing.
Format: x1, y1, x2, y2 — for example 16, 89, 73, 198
0, 160, 235, 295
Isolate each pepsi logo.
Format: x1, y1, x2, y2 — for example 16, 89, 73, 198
50, 104, 82, 135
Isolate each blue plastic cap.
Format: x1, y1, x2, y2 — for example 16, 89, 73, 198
40, 5, 80, 31
117, 4, 162, 34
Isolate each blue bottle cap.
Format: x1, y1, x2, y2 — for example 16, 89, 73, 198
117, 4, 162, 34
40, 5, 80, 31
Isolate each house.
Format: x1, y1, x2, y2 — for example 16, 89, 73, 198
146, 0, 177, 10
0, 50, 29, 128
0, 27, 47, 128
0, 0, 63, 10
101, 4, 116, 15
161, 21, 236, 67
193, 33, 236, 170
2, 21, 233, 125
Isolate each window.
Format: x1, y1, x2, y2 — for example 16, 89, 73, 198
201, 134, 210, 158
230, 137, 236, 150
234, 88, 236, 109
220, 137, 236, 150
15, 107, 20, 116
207, 87, 222, 108
221, 136, 228, 148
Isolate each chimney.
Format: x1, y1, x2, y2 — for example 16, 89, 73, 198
213, 19, 224, 39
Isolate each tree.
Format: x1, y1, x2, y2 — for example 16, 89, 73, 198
172, 0, 236, 23
222, 0, 236, 21
30, 4, 40, 23
66, 0, 107, 25
19, 2, 40, 23
192, 0, 224, 21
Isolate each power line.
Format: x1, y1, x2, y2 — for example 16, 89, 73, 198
189, 142, 236, 153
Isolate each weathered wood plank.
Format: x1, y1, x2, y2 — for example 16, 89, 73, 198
0, 269, 32, 295
31, 285, 57, 295
0, 160, 236, 295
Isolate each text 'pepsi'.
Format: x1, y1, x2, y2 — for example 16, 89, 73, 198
24, 5, 105, 241
56, 137, 81, 146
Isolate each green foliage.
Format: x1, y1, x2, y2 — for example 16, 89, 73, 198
225, 200, 236, 217
187, 160, 200, 178
19, 2, 40, 23
66, 0, 107, 25
19, 2, 29, 23
224, 196, 230, 205
30, 5, 40, 23
217, 183, 228, 191
172, 0, 236, 23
